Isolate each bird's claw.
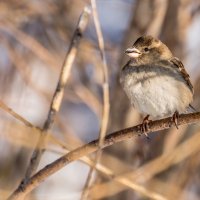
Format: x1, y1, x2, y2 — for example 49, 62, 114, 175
171, 111, 179, 129
140, 115, 151, 139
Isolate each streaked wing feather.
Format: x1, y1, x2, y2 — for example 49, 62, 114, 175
184, 104, 196, 114
170, 57, 194, 93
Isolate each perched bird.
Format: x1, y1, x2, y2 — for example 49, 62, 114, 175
120, 35, 194, 133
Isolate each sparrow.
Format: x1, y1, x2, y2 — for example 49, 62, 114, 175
120, 35, 194, 133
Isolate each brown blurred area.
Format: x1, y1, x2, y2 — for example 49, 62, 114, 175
0, 0, 200, 200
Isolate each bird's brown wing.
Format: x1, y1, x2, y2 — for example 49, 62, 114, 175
170, 57, 194, 93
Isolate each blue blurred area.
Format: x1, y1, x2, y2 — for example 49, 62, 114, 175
87, 0, 135, 44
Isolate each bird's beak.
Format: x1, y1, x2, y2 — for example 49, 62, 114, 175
125, 47, 141, 58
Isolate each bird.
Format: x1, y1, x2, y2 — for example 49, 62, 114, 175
120, 35, 194, 135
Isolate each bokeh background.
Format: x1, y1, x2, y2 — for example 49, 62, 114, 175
1, 0, 200, 199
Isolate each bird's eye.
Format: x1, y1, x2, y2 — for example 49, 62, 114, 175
144, 47, 149, 52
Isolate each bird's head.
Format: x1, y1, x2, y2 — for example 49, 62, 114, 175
125, 35, 173, 63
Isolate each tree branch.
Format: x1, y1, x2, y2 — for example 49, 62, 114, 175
17, 5, 91, 187
81, 0, 110, 199
8, 112, 200, 200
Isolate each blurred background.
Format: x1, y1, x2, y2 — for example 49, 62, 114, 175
0, 0, 200, 199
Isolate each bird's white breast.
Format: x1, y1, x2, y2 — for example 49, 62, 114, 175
120, 67, 192, 118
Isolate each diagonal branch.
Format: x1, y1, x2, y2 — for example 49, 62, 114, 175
89, 124, 200, 199
17, 5, 91, 188
8, 112, 200, 200
0, 98, 167, 200
0, 100, 40, 130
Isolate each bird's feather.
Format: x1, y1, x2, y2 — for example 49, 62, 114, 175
170, 57, 194, 94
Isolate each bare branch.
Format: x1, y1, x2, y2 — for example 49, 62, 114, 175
17, 5, 91, 187
8, 112, 200, 200
90, 125, 200, 199
0, 100, 40, 130
81, 0, 110, 198
0, 97, 164, 200
48, 138, 167, 200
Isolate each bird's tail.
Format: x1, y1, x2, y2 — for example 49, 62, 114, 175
185, 104, 196, 113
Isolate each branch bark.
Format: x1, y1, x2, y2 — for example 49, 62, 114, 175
8, 112, 200, 200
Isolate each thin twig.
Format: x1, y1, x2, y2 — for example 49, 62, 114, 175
4, 39, 51, 101
8, 112, 200, 200
147, 0, 168, 37
90, 0, 110, 153
17, 6, 91, 187
81, 0, 110, 199
0, 100, 40, 130
0, 22, 58, 70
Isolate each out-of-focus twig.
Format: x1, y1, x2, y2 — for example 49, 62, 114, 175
0, 100, 40, 130
4, 40, 51, 101
81, 1, 110, 199
0, 23, 59, 70
90, 0, 110, 154
7, 112, 200, 200
73, 84, 102, 117
148, 0, 168, 37
9, 5, 91, 194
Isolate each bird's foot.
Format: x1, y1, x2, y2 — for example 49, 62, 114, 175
140, 115, 151, 139
171, 111, 179, 129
